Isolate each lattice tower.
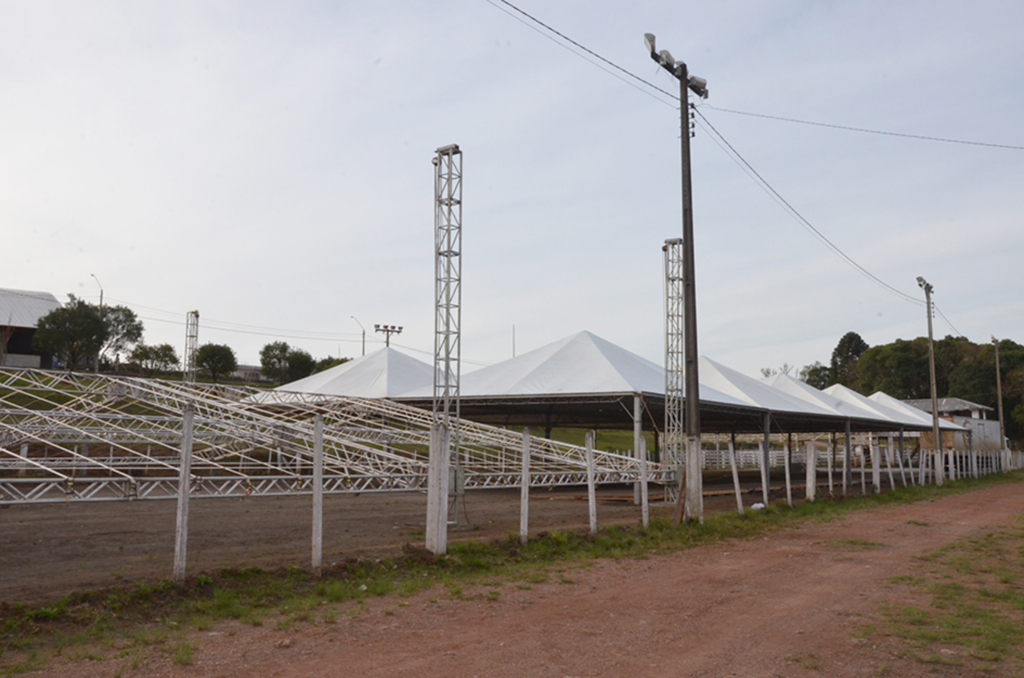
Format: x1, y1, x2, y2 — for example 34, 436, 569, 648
184, 310, 199, 385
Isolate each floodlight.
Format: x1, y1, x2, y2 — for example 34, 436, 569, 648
644, 33, 656, 55
688, 75, 709, 98
916, 276, 925, 287
658, 49, 675, 68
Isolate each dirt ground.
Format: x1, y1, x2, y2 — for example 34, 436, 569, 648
6, 478, 1024, 677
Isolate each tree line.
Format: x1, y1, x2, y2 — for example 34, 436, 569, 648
794, 331, 1024, 445
30, 297, 349, 384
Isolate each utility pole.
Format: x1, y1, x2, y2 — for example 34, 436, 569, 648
917, 277, 943, 485
351, 316, 366, 356
645, 33, 708, 523
993, 336, 1006, 453
91, 274, 104, 373
374, 324, 402, 347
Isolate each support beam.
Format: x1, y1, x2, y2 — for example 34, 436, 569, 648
640, 437, 650, 529
173, 403, 195, 586
761, 413, 771, 505
843, 420, 852, 496
633, 395, 642, 505
312, 413, 324, 577
586, 430, 597, 536
425, 424, 450, 555
520, 428, 530, 545
729, 432, 743, 515
805, 441, 816, 502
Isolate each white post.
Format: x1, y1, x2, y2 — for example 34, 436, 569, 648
804, 441, 816, 502
827, 434, 834, 495
586, 430, 597, 536
312, 414, 324, 577
871, 445, 881, 494
425, 423, 451, 555
948, 448, 956, 481
728, 434, 744, 515
18, 443, 28, 477
783, 441, 793, 507
884, 438, 896, 491
640, 436, 650, 529
633, 395, 642, 505
173, 403, 195, 586
520, 428, 530, 545
859, 445, 866, 494
758, 441, 770, 505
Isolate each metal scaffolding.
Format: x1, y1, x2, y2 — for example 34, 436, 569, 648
663, 238, 684, 495
428, 143, 463, 553
0, 368, 643, 506
184, 310, 199, 385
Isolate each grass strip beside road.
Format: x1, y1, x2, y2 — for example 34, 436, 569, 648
2, 469, 1023, 676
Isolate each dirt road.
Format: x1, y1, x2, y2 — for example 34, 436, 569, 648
24, 480, 1024, 677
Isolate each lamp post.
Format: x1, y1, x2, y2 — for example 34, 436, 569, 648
993, 336, 1006, 457
917, 276, 943, 485
645, 33, 708, 523
351, 316, 366, 356
374, 324, 402, 347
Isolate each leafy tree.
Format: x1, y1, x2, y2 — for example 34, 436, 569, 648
195, 343, 237, 383
286, 349, 316, 382
130, 343, 179, 377
830, 331, 869, 389
858, 338, 930, 398
259, 341, 291, 383
314, 356, 351, 373
799, 361, 831, 390
32, 295, 108, 370
99, 305, 144, 362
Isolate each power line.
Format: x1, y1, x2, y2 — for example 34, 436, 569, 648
704, 105, 1024, 151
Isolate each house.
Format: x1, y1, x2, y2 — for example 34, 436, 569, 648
0, 288, 62, 369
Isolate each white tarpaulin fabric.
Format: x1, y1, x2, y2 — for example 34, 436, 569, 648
824, 383, 964, 431
766, 373, 888, 421
700, 357, 836, 415
867, 391, 964, 430
275, 347, 433, 398
445, 330, 747, 407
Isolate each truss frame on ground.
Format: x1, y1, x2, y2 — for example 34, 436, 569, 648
0, 369, 649, 505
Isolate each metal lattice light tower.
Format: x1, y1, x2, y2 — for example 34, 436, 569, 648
663, 238, 685, 500
426, 143, 462, 554
645, 33, 708, 524
184, 310, 199, 385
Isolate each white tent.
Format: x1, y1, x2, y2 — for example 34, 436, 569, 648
700, 357, 837, 416
824, 383, 963, 431
766, 373, 890, 422
275, 347, 433, 398
868, 391, 964, 430
450, 330, 746, 407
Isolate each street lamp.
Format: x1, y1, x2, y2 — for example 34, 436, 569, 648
917, 276, 944, 485
645, 33, 707, 524
374, 324, 403, 347
351, 316, 366, 356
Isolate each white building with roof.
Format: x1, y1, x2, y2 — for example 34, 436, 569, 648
0, 288, 61, 368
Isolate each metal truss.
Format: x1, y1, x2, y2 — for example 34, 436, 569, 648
433, 143, 462, 429
663, 238, 684, 471
1, 368, 656, 505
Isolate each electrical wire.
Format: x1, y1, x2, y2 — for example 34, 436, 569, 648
704, 105, 1024, 152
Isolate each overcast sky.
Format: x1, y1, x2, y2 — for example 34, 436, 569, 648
3, 1, 1022, 375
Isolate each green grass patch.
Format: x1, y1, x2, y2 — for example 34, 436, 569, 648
882, 513, 1024, 674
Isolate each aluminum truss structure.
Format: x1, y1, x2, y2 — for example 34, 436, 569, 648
663, 238, 685, 475
433, 143, 462, 427
184, 310, 199, 385
0, 368, 648, 506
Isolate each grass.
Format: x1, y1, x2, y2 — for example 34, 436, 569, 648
1, 469, 1021, 676
879, 512, 1024, 674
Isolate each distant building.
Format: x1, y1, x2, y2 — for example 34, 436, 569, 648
232, 364, 269, 383
0, 288, 62, 369
904, 397, 1003, 451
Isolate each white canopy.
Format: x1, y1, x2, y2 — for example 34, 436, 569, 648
824, 383, 964, 431
449, 330, 747, 407
701, 357, 836, 416
868, 391, 964, 430
766, 373, 888, 421
275, 347, 433, 398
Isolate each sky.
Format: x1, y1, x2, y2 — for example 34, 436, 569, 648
3, 1, 1023, 376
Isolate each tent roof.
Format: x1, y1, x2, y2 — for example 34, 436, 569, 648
0, 289, 61, 329
701, 358, 837, 416
869, 391, 965, 430
766, 373, 890, 422
275, 347, 433, 398
825, 384, 963, 431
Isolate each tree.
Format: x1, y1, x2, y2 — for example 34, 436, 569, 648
830, 331, 869, 389
130, 343, 180, 377
259, 341, 291, 383
195, 344, 237, 383
314, 356, 351, 373
99, 305, 144, 363
32, 295, 108, 370
799, 361, 831, 390
286, 349, 316, 382
857, 338, 930, 398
